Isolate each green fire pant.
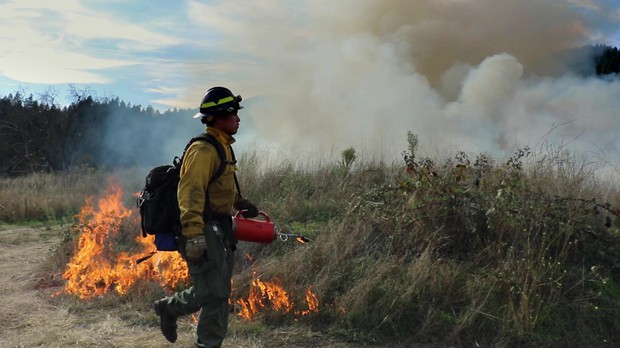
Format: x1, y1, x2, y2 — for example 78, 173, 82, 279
164, 220, 235, 348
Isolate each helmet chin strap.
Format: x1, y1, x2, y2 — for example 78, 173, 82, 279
200, 116, 212, 124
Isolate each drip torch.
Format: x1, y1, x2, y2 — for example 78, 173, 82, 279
233, 211, 312, 244
136, 211, 310, 264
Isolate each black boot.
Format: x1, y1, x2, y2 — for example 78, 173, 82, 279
154, 299, 178, 343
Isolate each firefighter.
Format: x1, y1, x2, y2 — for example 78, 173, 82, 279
153, 86, 259, 347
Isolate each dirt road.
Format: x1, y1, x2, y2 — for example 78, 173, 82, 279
0, 226, 364, 348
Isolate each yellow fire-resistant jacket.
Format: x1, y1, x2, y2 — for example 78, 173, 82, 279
178, 127, 239, 238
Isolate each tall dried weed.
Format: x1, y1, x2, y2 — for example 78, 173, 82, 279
5, 135, 620, 347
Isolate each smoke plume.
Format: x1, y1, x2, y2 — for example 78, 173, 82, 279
188, 0, 620, 167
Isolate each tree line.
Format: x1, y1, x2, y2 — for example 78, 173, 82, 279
0, 91, 195, 176
595, 45, 620, 75
1, 45, 618, 177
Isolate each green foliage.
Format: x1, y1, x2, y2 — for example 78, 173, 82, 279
595, 45, 620, 75
232, 136, 620, 346
554, 44, 620, 77
13, 132, 620, 347
334, 147, 357, 178
0, 91, 196, 176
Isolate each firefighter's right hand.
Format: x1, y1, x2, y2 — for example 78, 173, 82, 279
185, 235, 207, 262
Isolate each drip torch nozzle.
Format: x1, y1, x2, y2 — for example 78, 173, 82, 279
277, 233, 313, 243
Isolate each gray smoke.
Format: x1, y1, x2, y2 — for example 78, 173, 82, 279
186, 0, 620, 168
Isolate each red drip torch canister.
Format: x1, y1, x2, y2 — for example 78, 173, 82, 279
233, 211, 277, 244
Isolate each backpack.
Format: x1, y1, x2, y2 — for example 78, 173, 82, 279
136, 133, 235, 253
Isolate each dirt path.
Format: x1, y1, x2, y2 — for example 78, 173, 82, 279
0, 226, 229, 347
0, 226, 75, 347
0, 226, 366, 348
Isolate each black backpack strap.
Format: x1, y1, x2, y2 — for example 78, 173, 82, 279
184, 133, 240, 193
227, 143, 242, 195
229, 145, 241, 194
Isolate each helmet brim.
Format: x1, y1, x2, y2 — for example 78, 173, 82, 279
193, 105, 244, 119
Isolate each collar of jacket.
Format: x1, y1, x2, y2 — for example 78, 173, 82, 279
205, 126, 236, 146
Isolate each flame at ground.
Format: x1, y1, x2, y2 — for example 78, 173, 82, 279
236, 272, 319, 320
60, 180, 318, 319
60, 182, 187, 299
298, 287, 319, 316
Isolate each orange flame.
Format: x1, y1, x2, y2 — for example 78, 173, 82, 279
59, 182, 188, 299
60, 180, 319, 320
235, 273, 319, 320
297, 287, 319, 316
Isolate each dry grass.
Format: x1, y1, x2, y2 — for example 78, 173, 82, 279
234, 143, 620, 347
0, 167, 148, 223
2, 140, 620, 347
0, 227, 372, 348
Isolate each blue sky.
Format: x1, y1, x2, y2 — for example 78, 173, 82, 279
1, 0, 617, 109
0, 0, 219, 109
1, 0, 620, 164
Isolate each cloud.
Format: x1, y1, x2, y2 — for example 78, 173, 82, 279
2, 0, 619, 168
0, 49, 128, 84
568, 0, 600, 10
0, 0, 180, 85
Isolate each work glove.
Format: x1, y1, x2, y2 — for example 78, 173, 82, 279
185, 235, 207, 262
234, 197, 259, 218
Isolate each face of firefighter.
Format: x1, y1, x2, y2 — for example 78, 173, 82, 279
214, 111, 240, 135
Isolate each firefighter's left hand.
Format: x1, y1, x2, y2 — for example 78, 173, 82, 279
235, 198, 259, 218
185, 235, 207, 262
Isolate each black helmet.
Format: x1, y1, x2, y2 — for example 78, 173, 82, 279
193, 86, 243, 119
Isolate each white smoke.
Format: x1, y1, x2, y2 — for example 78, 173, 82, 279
187, 0, 620, 167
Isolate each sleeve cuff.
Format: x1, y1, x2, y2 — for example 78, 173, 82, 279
182, 226, 203, 237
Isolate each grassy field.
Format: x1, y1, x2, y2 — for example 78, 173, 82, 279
1, 135, 619, 347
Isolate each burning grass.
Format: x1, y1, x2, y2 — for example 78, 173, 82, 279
51, 177, 320, 326
57, 181, 188, 299
4, 135, 620, 347
0, 167, 146, 223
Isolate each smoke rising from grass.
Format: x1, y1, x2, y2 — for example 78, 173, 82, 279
188, 0, 620, 165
